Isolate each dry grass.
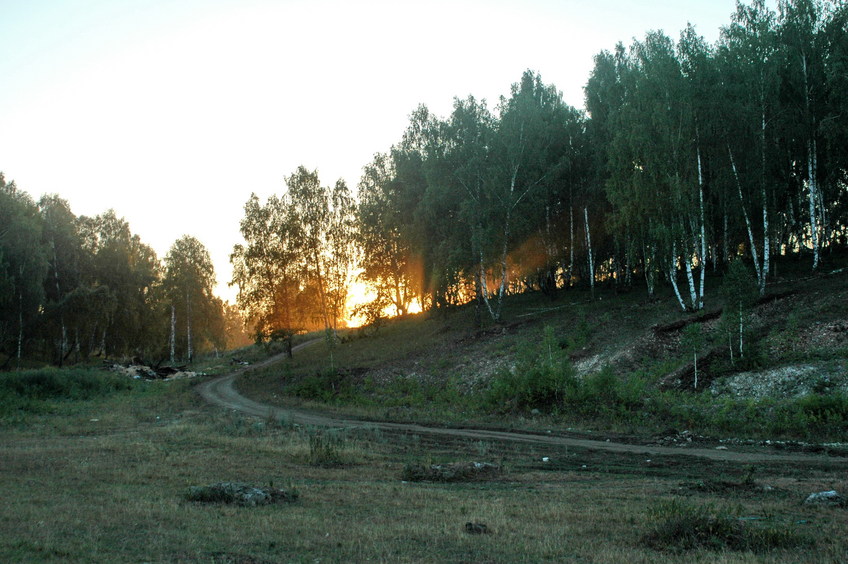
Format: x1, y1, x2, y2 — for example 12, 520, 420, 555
2, 380, 847, 563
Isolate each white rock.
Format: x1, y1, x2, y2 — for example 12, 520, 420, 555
804, 490, 844, 505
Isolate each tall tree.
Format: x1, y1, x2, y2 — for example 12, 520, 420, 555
164, 235, 223, 362
356, 152, 419, 316
718, 0, 780, 295
0, 174, 47, 366
231, 193, 309, 355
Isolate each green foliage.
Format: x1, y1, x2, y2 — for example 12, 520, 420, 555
797, 394, 848, 427
289, 370, 353, 404
163, 235, 226, 361
0, 368, 132, 401
641, 500, 809, 553
487, 326, 574, 412
307, 431, 346, 467
0, 368, 134, 418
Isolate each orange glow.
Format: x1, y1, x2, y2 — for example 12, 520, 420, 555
344, 277, 422, 328
343, 279, 372, 328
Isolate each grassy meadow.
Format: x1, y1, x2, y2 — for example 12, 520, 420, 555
2, 257, 848, 562
1, 369, 846, 562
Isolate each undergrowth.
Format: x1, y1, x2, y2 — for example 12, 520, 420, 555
641, 499, 811, 553
0, 367, 135, 420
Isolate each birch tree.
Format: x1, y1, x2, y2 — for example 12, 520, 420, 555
0, 175, 47, 366
718, 0, 780, 295
164, 235, 222, 362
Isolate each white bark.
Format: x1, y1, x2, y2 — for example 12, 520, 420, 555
802, 54, 821, 270
51, 239, 67, 362
693, 351, 698, 390
684, 253, 698, 310
760, 111, 770, 296
728, 145, 766, 294
17, 292, 23, 363
668, 243, 687, 311
169, 304, 176, 364
697, 147, 706, 310
584, 207, 594, 298
568, 205, 574, 286
479, 250, 495, 320
644, 243, 656, 297
186, 289, 192, 363
808, 138, 820, 269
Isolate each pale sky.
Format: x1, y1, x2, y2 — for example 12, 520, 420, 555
0, 0, 772, 302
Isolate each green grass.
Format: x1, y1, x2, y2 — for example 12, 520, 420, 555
232, 262, 848, 443
2, 378, 846, 563
641, 500, 812, 553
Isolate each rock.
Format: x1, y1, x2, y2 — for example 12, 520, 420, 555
804, 490, 845, 506
401, 461, 500, 482
465, 522, 490, 534
186, 482, 298, 506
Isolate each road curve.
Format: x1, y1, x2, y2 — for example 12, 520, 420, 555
197, 343, 847, 465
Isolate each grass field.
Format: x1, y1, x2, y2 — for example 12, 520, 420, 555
2, 256, 847, 562
1, 370, 847, 563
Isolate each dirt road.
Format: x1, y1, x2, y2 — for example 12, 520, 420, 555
197, 344, 847, 465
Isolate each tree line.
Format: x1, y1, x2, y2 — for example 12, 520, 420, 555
0, 175, 248, 368
347, 0, 847, 326
4, 0, 846, 364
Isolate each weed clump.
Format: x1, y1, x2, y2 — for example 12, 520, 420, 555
641, 500, 810, 553
186, 481, 298, 507
307, 431, 346, 467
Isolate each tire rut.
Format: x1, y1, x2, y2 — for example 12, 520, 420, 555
197, 341, 847, 465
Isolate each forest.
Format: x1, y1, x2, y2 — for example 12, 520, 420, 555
1, 0, 846, 367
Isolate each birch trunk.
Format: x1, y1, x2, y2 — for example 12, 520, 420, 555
51, 239, 67, 364
644, 243, 656, 297
186, 289, 192, 363
668, 243, 687, 311
693, 351, 698, 390
802, 54, 821, 270
583, 207, 594, 299
728, 145, 765, 294
684, 253, 698, 310
17, 292, 23, 364
697, 147, 706, 310
568, 205, 574, 287
479, 250, 495, 321
170, 304, 176, 364
759, 110, 770, 295
808, 138, 820, 269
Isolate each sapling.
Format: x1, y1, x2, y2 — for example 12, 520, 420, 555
681, 323, 705, 390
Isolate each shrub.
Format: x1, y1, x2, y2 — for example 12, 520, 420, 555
289, 370, 353, 403
0, 368, 134, 418
641, 500, 810, 553
308, 431, 346, 467
486, 326, 574, 412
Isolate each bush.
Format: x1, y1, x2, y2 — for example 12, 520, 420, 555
289, 370, 353, 403
486, 326, 574, 412
641, 500, 809, 553
308, 431, 346, 467
0, 368, 134, 418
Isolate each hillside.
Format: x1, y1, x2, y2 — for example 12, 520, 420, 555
237, 253, 848, 445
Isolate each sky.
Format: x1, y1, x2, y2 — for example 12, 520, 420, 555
0, 0, 775, 302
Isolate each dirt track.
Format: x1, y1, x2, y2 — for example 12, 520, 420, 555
197, 343, 848, 465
